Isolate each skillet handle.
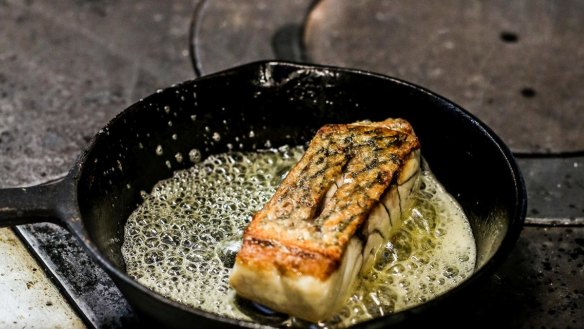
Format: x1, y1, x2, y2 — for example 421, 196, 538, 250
0, 176, 70, 227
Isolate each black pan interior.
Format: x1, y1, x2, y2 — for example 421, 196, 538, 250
75, 61, 524, 326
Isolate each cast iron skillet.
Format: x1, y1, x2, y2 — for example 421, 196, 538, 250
0, 61, 526, 328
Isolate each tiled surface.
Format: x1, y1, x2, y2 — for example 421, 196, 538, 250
0, 0, 582, 328
518, 156, 584, 224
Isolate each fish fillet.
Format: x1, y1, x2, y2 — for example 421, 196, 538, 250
229, 118, 421, 322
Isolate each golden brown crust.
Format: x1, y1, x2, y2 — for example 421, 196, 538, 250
236, 237, 339, 280
235, 118, 420, 280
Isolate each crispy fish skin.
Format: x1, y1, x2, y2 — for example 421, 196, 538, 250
230, 118, 421, 322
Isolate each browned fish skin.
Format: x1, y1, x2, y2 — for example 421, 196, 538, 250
235, 118, 420, 280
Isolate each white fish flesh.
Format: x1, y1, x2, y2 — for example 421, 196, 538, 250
229, 118, 421, 322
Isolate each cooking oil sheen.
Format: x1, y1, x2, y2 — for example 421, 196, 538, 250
121, 146, 476, 328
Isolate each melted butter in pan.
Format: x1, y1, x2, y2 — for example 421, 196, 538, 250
121, 146, 475, 328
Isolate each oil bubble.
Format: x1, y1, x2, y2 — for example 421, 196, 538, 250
175, 153, 183, 163
188, 149, 202, 163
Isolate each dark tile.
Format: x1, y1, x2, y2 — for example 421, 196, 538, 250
518, 156, 584, 223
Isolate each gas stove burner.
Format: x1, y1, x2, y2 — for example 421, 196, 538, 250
191, 0, 584, 154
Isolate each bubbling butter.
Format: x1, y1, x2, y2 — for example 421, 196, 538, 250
121, 146, 476, 328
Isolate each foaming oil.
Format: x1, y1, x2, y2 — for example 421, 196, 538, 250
121, 146, 476, 328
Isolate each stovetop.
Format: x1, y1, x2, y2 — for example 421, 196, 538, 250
1, 0, 583, 328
